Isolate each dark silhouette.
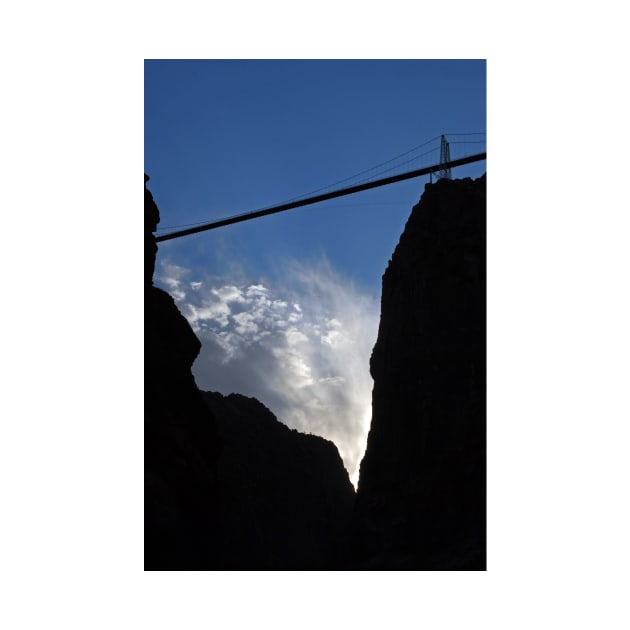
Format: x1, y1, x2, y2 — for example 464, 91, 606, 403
202, 392, 355, 569
144, 173, 486, 570
350, 175, 486, 569
145, 174, 222, 569
144, 174, 160, 286
144, 175, 354, 570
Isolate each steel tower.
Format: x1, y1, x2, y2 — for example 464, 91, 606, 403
438, 134, 452, 180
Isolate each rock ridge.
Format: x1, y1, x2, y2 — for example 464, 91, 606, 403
144, 175, 354, 570
351, 175, 486, 570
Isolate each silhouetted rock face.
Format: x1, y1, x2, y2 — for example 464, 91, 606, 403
203, 392, 355, 569
145, 175, 354, 570
352, 175, 486, 570
145, 175, 222, 570
144, 175, 160, 286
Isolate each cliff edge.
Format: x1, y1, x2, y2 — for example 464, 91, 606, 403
351, 175, 486, 570
144, 175, 354, 570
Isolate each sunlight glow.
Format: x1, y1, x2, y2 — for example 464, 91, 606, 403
350, 402, 373, 489
158, 258, 379, 492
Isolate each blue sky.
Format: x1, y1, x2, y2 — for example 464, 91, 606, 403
145, 59, 486, 483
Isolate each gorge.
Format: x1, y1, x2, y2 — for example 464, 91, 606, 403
145, 172, 486, 570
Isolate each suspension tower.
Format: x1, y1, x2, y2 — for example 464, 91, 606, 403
438, 134, 452, 180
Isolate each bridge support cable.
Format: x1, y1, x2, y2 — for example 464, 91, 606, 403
155, 152, 486, 243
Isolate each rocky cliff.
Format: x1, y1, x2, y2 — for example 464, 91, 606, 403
145, 176, 223, 569
351, 175, 486, 569
145, 173, 486, 570
203, 392, 355, 569
144, 175, 354, 570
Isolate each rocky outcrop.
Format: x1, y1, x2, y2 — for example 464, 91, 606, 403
203, 392, 355, 569
145, 175, 354, 570
145, 176, 223, 570
351, 175, 486, 570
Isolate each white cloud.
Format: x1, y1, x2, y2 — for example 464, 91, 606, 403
245, 284, 268, 299
232, 311, 259, 336
159, 262, 188, 301
212, 285, 246, 304
319, 376, 346, 385
155, 258, 380, 487
285, 327, 308, 346
187, 302, 231, 328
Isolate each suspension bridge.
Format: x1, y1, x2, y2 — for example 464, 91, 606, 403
155, 133, 486, 243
